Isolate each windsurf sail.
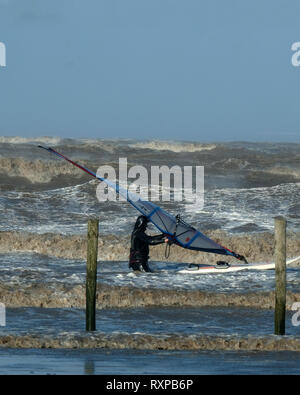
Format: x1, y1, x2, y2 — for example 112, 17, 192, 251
38, 145, 247, 262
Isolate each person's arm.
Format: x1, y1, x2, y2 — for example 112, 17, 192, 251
136, 232, 166, 245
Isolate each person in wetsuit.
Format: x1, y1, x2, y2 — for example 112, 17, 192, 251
129, 215, 168, 272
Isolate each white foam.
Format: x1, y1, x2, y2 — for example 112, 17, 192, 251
0, 252, 299, 294
185, 182, 300, 232
0, 136, 63, 145
129, 140, 217, 152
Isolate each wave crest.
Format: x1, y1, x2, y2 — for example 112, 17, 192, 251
130, 140, 217, 152
0, 230, 299, 264
0, 331, 299, 350
0, 158, 90, 184
0, 136, 63, 145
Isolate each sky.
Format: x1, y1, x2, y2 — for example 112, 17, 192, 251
0, 0, 300, 142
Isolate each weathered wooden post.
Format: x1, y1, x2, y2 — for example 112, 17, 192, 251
274, 216, 286, 335
86, 218, 99, 331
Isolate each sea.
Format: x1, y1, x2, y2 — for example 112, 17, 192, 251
0, 137, 299, 375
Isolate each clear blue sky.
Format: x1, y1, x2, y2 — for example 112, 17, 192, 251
0, 0, 300, 142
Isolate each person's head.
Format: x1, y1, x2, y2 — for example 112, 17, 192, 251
134, 215, 148, 231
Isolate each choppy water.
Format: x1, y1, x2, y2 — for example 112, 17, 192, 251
0, 137, 299, 235
0, 137, 299, 373
1, 181, 299, 235
1, 306, 299, 336
0, 252, 299, 293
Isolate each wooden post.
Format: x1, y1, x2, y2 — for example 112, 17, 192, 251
86, 218, 99, 331
274, 216, 286, 335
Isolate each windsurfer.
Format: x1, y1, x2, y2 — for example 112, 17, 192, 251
129, 215, 169, 272
38, 146, 248, 265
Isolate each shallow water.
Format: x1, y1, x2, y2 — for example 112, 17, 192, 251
0, 348, 299, 375
1, 306, 299, 337
0, 252, 299, 294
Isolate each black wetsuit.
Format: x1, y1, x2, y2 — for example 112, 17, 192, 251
129, 228, 165, 272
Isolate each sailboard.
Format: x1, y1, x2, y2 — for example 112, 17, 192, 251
175, 255, 300, 274
38, 145, 247, 263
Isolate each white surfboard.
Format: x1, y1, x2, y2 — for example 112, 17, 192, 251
176, 255, 300, 274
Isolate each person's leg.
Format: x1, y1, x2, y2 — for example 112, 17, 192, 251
129, 260, 152, 272
129, 261, 144, 271
141, 261, 152, 273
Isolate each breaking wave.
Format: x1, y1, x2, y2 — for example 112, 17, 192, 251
0, 136, 63, 146
0, 281, 299, 310
0, 157, 299, 189
129, 140, 217, 152
0, 158, 90, 184
0, 139, 299, 193
0, 332, 299, 351
0, 230, 299, 264
0, 136, 217, 153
